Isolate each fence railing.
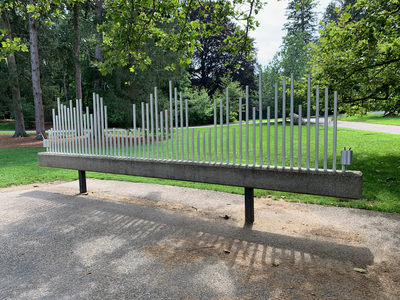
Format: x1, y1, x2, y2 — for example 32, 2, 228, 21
45, 74, 345, 172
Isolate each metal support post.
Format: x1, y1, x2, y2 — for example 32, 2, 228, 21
78, 170, 87, 193
245, 187, 254, 223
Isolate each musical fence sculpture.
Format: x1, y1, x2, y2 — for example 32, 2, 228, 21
39, 74, 362, 223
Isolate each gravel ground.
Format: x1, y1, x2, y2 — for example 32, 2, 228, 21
1, 179, 400, 299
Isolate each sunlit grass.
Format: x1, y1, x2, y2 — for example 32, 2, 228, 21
339, 113, 400, 126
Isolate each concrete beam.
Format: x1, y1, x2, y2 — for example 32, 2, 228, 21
38, 153, 363, 199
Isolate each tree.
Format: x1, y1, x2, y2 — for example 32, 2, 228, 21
96, 0, 264, 75
73, 1, 82, 100
28, 0, 46, 140
321, 0, 364, 25
283, 0, 318, 44
188, 8, 257, 96
1, 10, 27, 137
309, 0, 400, 116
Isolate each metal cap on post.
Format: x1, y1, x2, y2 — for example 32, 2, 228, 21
341, 147, 353, 172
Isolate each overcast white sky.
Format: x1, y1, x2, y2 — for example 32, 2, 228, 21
251, 0, 332, 66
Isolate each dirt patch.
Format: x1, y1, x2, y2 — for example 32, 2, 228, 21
0, 120, 52, 149
142, 235, 400, 299
0, 134, 45, 149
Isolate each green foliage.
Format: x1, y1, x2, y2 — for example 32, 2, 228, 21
96, 0, 264, 74
310, 0, 400, 116
183, 87, 213, 126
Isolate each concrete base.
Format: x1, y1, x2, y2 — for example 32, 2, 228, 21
38, 153, 363, 199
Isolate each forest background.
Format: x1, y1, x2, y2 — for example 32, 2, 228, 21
1, 0, 399, 140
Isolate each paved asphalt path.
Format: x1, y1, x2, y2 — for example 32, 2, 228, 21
1, 179, 400, 299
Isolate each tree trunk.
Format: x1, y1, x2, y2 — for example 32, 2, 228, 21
29, 0, 46, 140
94, 0, 103, 90
1, 11, 27, 138
94, 0, 103, 62
73, 2, 82, 100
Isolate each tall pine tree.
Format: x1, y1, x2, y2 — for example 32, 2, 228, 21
283, 0, 318, 44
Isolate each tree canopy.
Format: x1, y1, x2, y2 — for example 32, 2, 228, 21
310, 0, 400, 116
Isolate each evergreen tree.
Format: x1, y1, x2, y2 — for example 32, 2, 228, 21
188, 9, 257, 96
283, 0, 318, 44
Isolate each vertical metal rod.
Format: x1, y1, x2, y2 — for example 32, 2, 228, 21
86, 107, 90, 155
60, 105, 65, 153
141, 102, 145, 159
92, 94, 96, 155
165, 110, 169, 160
138, 128, 141, 158
155, 87, 159, 159
191, 128, 194, 162
75, 101, 80, 154
315, 85, 320, 171
57, 99, 61, 152
146, 103, 150, 159
73, 107, 77, 154
121, 130, 128, 157
69, 102, 73, 154
246, 86, 249, 166
160, 112, 164, 160
104, 106, 108, 156
197, 130, 200, 163
324, 88, 329, 171
245, 187, 254, 224
113, 128, 116, 158
274, 83, 278, 168
333, 91, 338, 172
133, 104, 136, 158
100, 97, 104, 155
61, 106, 67, 153
186, 100, 189, 161
232, 127, 236, 165
180, 92, 184, 161
306, 74, 311, 170
169, 81, 173, 160
298, 105, 302, 170
290, 74, 294, 169
267, 106, 270, 167
226, 88, 229, 164
208, 128, 211, 163
259, 70, 263, 166
214, 99, 217, 163
203, 131, 206, 163
117, 131, 121, 157
83, 115, 86, 155
65, 104, 69, 153
239, 98, 243, 166
175, 88, 178, 161
125, 129, 129, 158
78, 100, 83, 154
96, 95, 101, 156
91, 115, 94, 155
78, 170, 87, 194
282, 77, 286, 169
54, 114, 58, 153
150, 94, 154, 159
130, 132, 132, 158
252, 107, 256, 166
50, 108, 55, 152
220, 98, 223, 164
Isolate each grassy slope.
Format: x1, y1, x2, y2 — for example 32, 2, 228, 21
339, 113, 400, 126
1, 126, 399, 213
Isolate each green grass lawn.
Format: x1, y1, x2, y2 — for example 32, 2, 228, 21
0, 122, 15, 131
338, 113, 400, 126
1, 125, 399, 213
